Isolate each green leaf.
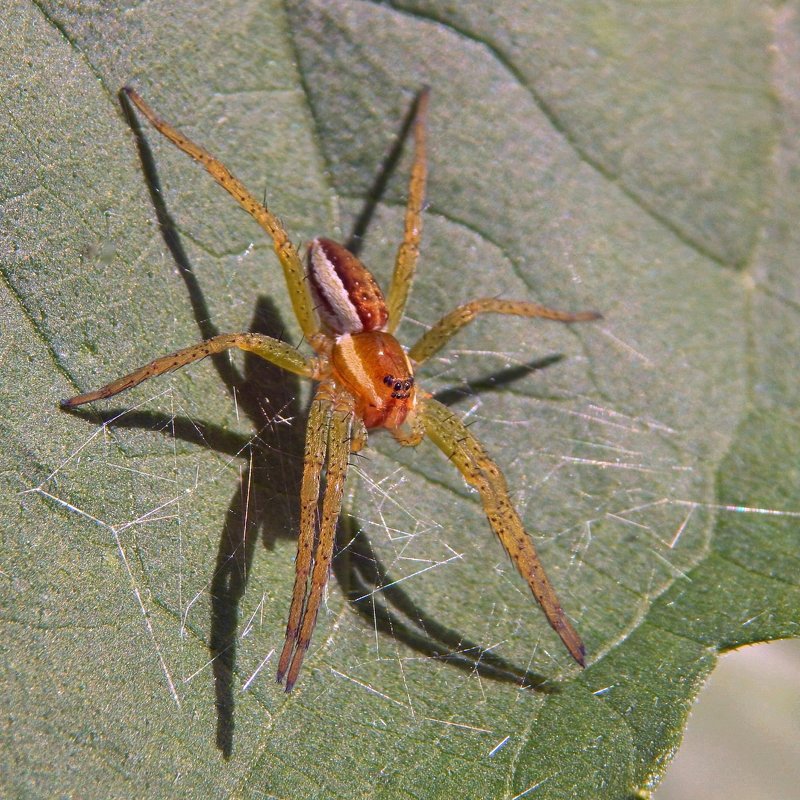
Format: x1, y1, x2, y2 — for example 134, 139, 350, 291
1, 0, 797, 797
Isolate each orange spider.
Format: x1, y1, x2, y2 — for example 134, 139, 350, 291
63, 87, 600, 691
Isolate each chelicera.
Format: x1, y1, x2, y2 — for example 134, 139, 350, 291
63, 86, 600, 691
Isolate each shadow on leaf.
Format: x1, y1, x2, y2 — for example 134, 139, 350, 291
62, 87, 570, 760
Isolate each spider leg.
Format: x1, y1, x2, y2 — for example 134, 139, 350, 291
386, 87, 430, 333
276, 382, 333, 687
419, 396, 585, 666
123, 87, 319, 340
408, 298, 601, 366
61, 333, 315, 407
277, 387, 355, 691
390, 396, 427, 448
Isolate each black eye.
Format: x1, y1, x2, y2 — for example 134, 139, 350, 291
394, 381, 403, 391
383, 375, 394, 386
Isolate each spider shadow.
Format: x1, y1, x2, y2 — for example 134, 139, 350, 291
431, 354, 565, 407
345, 88, 427, 256
60, 92, 308, 759
334, 512, 559, 693
122, 88, 317, 758
64, 295, 304, 759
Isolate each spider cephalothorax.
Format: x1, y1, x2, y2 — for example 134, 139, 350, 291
63, 86, 600, 692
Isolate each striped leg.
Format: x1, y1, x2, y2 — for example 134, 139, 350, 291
408, 298, 601, 366
277, 387, 355, 691
62, 333, 314, 407
276, 382, 331, 686
386, 87, 430, 333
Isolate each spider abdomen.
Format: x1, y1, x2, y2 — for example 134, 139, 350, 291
331, 331, 415, 430
308, 238, 389, 334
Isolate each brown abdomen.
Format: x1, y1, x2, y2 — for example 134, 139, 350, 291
307, 238, 389, 334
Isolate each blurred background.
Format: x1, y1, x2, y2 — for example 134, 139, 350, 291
657, 639, 800, 799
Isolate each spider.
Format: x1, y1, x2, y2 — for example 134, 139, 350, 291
63, 86, 600, 692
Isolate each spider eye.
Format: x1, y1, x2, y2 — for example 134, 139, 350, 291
383, 374, 395, 387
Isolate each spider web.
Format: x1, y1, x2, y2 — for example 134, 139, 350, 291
19, 278, 799, 767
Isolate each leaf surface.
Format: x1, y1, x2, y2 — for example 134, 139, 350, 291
1, 1, 798, 797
